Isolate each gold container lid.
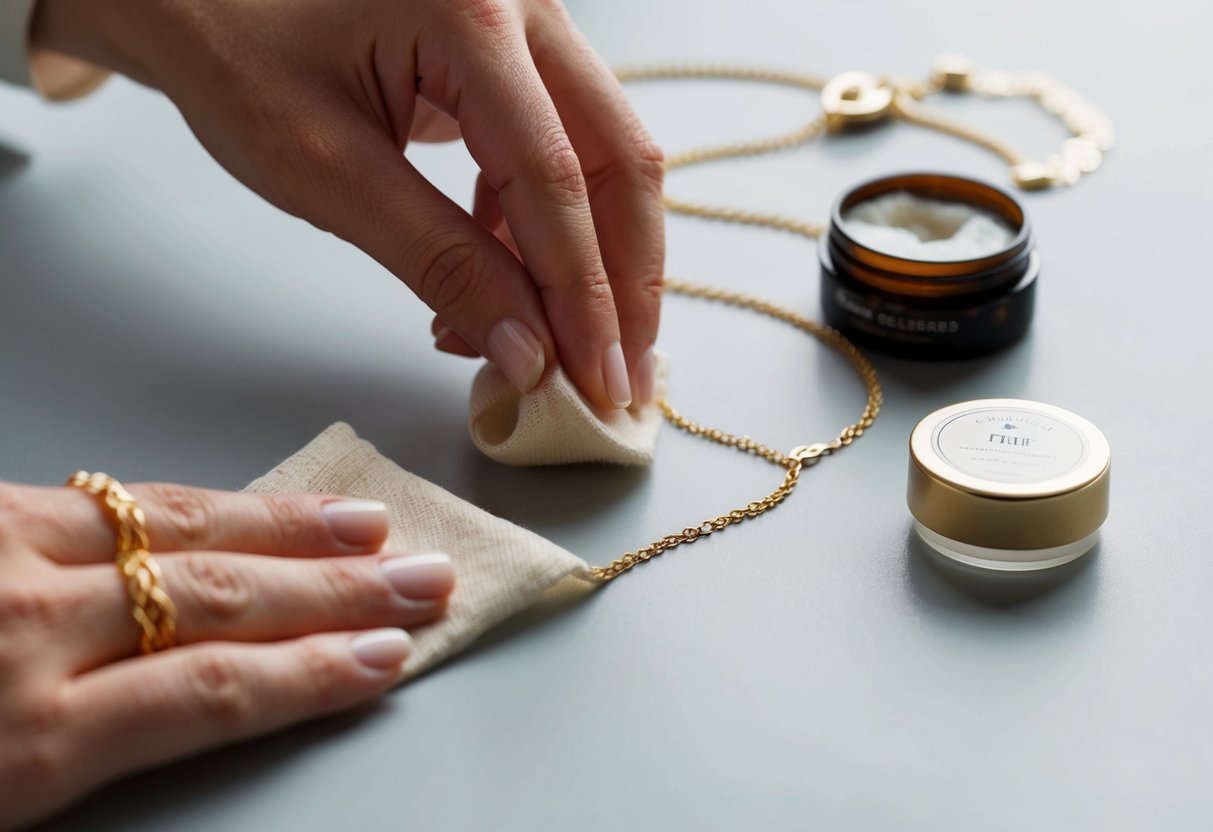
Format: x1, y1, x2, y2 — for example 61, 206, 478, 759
908, 399, 1111, 550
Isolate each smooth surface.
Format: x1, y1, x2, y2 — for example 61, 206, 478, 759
2, 1, 1211, 829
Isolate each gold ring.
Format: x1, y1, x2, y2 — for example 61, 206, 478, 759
66, 471, 178, 654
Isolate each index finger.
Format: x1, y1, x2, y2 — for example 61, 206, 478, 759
422, 18, 632, 410
527, 14, 666, 403
17, 483, 388, 564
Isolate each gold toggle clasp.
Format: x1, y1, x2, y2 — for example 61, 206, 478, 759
821, 71, 895, 131
788, 441, 842, 465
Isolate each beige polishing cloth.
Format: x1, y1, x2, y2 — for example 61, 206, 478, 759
469, 353, 668, 466
245, 422, 599, 678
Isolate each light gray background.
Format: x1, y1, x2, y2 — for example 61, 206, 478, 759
2, 0, 1211, 829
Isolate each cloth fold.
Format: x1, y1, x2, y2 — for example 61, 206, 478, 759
245, 422, 598, 678
469, 353, 668, 466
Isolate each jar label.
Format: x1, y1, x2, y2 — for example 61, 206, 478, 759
932, 406, 1089, 484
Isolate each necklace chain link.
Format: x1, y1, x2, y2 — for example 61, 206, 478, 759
589, 57, 1109, 581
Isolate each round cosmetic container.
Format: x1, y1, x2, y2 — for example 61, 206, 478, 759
907, 399, 1110, 571
820, 173, 1039, 359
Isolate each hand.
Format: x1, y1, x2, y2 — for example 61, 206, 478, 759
0, 481, 455, 828
31, 0, 665, 410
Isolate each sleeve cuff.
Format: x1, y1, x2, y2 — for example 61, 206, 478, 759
0, 0, 110, 101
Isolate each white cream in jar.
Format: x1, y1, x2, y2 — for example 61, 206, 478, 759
842, 191, 1015, 261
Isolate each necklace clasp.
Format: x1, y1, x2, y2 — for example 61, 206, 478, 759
821, 72, 894, 131
789, 441, 842, 465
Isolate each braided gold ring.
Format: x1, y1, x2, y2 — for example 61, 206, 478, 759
66, 471, 178, 654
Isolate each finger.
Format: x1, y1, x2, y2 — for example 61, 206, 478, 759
78, 551, 454, 669
472, 171, 504, 233
527, 11, 666, 404
421, 18, 632, 409
432, 317, 482, 357
409, 97, 462, 143
63, 630, 412, 793
290, 106, 556, 398
472, 171, 521, 257
435, 328, 482, 357
20, 483, 389, 565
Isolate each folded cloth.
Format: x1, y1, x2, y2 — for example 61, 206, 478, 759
469, 353, 668, 466
245, 422, 598, 678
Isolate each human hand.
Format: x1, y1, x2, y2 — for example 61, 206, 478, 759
0, 481, 455, 828
31, 0, 665, 410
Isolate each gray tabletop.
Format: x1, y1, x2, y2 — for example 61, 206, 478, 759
3, 0, 1211, 829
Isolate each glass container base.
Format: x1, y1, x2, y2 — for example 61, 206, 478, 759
914, 522, 1099, 571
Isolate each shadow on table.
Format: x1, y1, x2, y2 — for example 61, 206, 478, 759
41, 700, 399, 831
0, 180, 476, 489
459, 573, 605, 662
873, 335, 1035, 401
466, 454, 651, 532
905, 527, 1098, 609
0, 140, 30, 178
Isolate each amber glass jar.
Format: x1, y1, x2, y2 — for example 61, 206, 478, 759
819, 173, 1038, 359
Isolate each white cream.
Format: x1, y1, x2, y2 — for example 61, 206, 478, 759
842, 192, 1015, 261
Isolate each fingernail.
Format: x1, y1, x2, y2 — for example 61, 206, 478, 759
486, 318, 545, 394
636, 345, 656, 405
350, 628, 412, 670
603, 341, 631, 409
323, 500, 388, 546
434, 325, 452, 345
381, 553, 455, 600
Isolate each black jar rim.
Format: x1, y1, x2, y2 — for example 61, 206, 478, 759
830, 172, 1032, 282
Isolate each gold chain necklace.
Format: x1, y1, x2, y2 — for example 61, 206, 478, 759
588, 56, 1112, 582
